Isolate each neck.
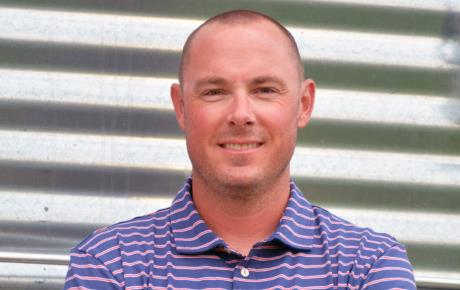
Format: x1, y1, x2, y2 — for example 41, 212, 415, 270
192, 172, 291, 256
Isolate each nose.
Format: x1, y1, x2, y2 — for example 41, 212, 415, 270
227, 92, 255, 127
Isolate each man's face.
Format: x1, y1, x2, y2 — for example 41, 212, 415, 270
171, 20, 315, 191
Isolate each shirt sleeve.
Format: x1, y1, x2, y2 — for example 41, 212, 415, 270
63, 248, 124, 290
361, 244, 416, 289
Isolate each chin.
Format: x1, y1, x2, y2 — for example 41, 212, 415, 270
218, 171, 264, 189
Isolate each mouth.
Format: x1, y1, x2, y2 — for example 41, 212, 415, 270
218, 142, 263, 150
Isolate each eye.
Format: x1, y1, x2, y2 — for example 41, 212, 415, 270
255, 87, 278, 95
203, 88, 226, 96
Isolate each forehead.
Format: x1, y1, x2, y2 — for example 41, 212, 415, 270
190, 19, 294, 57
182, 20, 299, 85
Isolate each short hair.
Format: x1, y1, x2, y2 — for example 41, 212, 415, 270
178, 10, 304, 84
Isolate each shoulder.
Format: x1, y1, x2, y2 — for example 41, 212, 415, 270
310, 204, 403, 254
72, 207, 171, 259
309, 204, 415, 287
300, 202, 416, 288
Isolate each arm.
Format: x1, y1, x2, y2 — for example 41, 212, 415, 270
362, 244, 416, 289
64, 248, 124, 290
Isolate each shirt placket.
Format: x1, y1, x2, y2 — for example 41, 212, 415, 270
232, 254, 253, 289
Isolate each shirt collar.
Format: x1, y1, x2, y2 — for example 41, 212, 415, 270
169, 178, 225, 254
267, 180, 315, 251
169, 178, 314, 254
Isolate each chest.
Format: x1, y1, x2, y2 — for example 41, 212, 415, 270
120, 245, 361, 289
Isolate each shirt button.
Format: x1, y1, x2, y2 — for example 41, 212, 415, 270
240, 267, 250, 278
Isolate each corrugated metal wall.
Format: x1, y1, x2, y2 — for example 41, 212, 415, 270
0, 0, 459, 289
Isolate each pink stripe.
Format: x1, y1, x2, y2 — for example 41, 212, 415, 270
70, 263, 108, 270
243, 261, 371, 281
170, 187, 190, 206
369, 266, 413, 275
175, 229, 213, 242
282, 215, 396, 243
150, 273, 233, 282
362, 277, 416, 289
122, 260, 154, 268
389, 246, 407, 253
121, 249, 155, 257
250, 248, 378, 263
116, 230, 170, 240
152, 240, 175, 249
338, 284, 358, 290
286, 207, 316, 221
170, 209, 200, 224
235, 270, 378, 284
87, 235, 119, 252
169, 200, 193, 216
113, 268, 123, 275
265, 286, 314, 290
153, 252, 220, 260
246, 260, 371, 273
120, 240, 154, 247
116, 208, 170, 224
379, 255, 413, 264
105, 256, 121, 266
268, 284, 335, 290
128, 284, 225, 290
278, 231, 361, 251
172, 219, 205, 233
118, 231, 156, 239
280, 224, 380, 244
234, 272, 339, 283
315, 212, 355, 227
359, 244, 385, 255
94, 245, 120, 258
80, 222, 170, 250
178, 237, 221, 251
248, 260, 334, 272
289, 192, 314, 213
86, 230, 173, 253
65, 274, 125, 287
79, 200, 175, 250
251, 250, 332, 261
70, 252, 92, 258
287, 206, 359, 228
283, 224, 393, 250
124, 263, 232, 279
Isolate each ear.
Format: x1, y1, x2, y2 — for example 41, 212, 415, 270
297, 79, 315, 128
170, 83, 186, 131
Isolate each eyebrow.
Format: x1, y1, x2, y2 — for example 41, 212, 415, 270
194, 77, 228, 89
193, 75, 287, 89
250, 75, 287, 88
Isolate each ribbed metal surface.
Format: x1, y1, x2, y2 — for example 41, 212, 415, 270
0, 1, 459, 289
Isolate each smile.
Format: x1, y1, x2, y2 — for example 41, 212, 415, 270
219, 143, 263, 150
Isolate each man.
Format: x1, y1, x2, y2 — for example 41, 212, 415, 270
64, 10, 415, 289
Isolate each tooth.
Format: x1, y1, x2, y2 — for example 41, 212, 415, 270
224, 143, 257, 149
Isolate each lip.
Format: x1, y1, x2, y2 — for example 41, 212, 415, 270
218, 140, 264, 151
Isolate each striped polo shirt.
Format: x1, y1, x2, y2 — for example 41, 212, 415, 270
64, 178, 416, 289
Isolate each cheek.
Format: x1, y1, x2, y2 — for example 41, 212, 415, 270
257, 103, 299, 130
184, 104, 220, 138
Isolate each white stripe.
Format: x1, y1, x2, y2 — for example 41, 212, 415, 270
329, 207, 460, 246
307, 0, 460, 12
0, 130, 459, 186
0, 7, 451, 69
0, 189, 171, 224
2, 69, 458, 128
291, 146, 460, 186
